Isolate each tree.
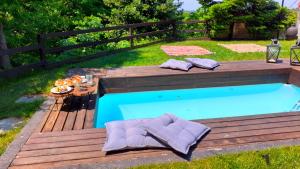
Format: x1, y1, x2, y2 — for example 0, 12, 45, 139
0, 24, 11, 69
198, 0, 217, 10
206, 0, 295, 39
103, 0, 182, 25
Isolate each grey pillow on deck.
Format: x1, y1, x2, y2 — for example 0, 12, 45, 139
185, 58, 219, 69
145, 113, 210, 154
160, 59, 193, 71
102, 119, 166, 152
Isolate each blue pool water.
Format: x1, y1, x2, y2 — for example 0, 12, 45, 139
94, 83, 300, 128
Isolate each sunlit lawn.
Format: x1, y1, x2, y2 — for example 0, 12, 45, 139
0, 40, 297, 160
131, 145, 300, 169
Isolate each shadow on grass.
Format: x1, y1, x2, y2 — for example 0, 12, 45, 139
0, 49, 145, 119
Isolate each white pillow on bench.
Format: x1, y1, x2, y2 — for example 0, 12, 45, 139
185, 58, 219, 69
160, 59, 193, 71
145, 113, 210, 154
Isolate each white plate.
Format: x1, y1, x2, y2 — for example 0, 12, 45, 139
51, 86, 73, 94
81, 79, 88, 83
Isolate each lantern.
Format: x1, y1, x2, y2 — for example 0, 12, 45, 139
290, 40, 300, 66
266, 39, 281, 63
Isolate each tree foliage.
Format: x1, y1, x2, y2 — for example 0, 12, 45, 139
205, 0, 295, 39
103, 0, 182, 24
0, 0, 181, 67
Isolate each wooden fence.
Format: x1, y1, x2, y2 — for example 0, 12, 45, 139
0, 20, 209, 78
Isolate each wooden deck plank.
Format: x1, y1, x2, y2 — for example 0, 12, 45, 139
16, 145, 101, 158
73, 109, 86, 130
84, 97, 95, 129
52, 110, 68, 132
73, 96, 89, 130
31, 128, 104, 138
35, 103, 56, 133
63, 112, 77, 131
27, 133, 105, 144
42, 103, 63, 132
9, 151, 165, 169
21, 138, 102, 151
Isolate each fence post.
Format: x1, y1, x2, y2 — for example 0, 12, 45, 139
129, 27, 134, 48
171, 20, 177, 41
37, 34, 47, 67
205, 20, 210, 38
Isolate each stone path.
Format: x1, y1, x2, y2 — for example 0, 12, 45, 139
0, 117, 23, 131
219, 44, 266, 53
161, 45, 212, 56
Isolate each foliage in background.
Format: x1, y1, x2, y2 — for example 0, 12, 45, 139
103, 0, 182, 25
0, 0, 183, 67
205, 0, 295, 39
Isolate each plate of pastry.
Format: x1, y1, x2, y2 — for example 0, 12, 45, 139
51, 85, 73, 94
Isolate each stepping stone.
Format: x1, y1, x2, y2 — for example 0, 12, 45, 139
0, 117, 23, 131
15, 95, 44, 103
161, 45, 213, 56
219, 44, 266, 53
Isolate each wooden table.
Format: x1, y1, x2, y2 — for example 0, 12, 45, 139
49, 80, 97, 107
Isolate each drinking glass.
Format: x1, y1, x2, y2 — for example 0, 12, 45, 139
86, 74, 93, 85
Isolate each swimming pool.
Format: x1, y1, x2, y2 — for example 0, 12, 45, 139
94, 83, 300, 128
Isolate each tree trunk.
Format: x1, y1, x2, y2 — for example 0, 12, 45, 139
0, 23, 12, 69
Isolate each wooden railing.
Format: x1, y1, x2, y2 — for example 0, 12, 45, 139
0, 20, 209, 78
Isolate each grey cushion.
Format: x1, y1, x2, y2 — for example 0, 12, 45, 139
185, 58, 219, 69
145, 114, 210, 154
102, 119, 166, 152
160, 59, 193, 71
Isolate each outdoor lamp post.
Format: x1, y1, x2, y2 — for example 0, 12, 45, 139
266, 39, 281, 63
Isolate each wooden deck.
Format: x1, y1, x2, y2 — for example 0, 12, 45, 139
7, 60, 300, 168
100, 60, 292, 93
10, 112, 300, 169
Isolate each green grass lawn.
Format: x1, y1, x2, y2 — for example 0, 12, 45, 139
131, 145, 300, 169
0, 40, 299, 167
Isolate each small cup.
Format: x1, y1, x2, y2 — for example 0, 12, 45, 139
86, 74, 93, 85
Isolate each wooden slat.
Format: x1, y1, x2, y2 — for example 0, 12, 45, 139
52, 111, 68, 131
27, 133, 105, 144
9, 151, 166, 169
73, 96, 89, 130
21, 138, 102, 151
16, 145, 101, 158
202, 114, 300, 128
84, 97, 96, 129
63, 112, 77, 131
35, 103, 56, 133
198, 131, 300, 149
31, 128, 104, 138
0, 44, 38, 56
42, 103, 63, 132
